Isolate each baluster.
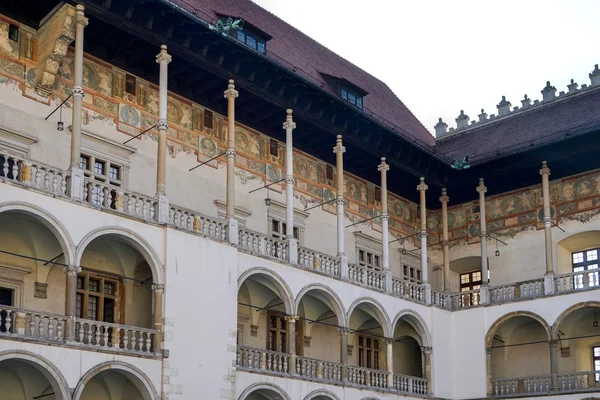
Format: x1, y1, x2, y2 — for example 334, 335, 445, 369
122, 329, 129, 350
135, 197, 142, 217
102, 325, 109, 347
35, 167, 42, 188
56, 319, 64, 340
78, 323, 84, 342
47, 317, 54, 339
2, 156, 8, 177
28, 315, 36, 336
145, 331, 152, 352
60, 173, 67, 195
105, 189, 113, 209
11, 157, 19, 180
150, 201, 156, 221
94, 324, 101, 345
142, 200, 150, 219
137, 330, 144, 351
52, 173, 58, 194
86, 323, 93, 344
4, 310, 12, 333
43, 168, 50, 190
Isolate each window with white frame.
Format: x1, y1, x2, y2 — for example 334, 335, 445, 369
403, 265, 421, 283
354, 231, 382, 270
572, 248, 600, 288
399, 251, 422, 283
80, 153, 124, 207
76, 272, 121, 323
267, 200, 307, 245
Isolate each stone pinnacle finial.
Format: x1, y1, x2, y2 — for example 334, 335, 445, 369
434, 118, 448, 137
541, 81, 557, 101
455, 110, 469, 130
286, 109, 293, 116
590, 64, 600, 86
497, 95, 512, 116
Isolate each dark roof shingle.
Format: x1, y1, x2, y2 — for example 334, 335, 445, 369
169, 0, 435, 146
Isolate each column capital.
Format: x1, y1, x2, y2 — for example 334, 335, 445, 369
539, 160, 551, 176
421, 346, 432, 355
477, 178, 487, 194
157, 119, 168, 130
380, 213, 389, 222
282, 109, 296, 130
417, 177, 428, 192
420, 230, 428, 239
336, 196, 345, 206
284, 176, 295, 185
155, 44, 172, 65
549, 339, 559, 348
333, 135, 346, 154
384, 337, 394, 345
64, 265, 81, 276
74, 5, 89, 27
226, 148, 236, 158
439, 187, 449, 203
377, 157, 390, 172
151, 283, 165, 293
72, 85, 85, 97
224, 79, 239, 99
284, 315, 300, 323
337, 327, 350, 336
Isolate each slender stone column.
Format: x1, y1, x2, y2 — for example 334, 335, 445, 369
540, 161, 555, 294
440, 188, 450, 291
386, 337, 394, 388
155, 45, 172, 224
68, 5, 88, 202
378, 158, 393, 292
339, 328, 349, 381
283, 110, 298, 263
422, 346, 433, 395
286, 315, 299, 373
417, 177, 431, 303
224, 80, 239, 244
152, 284, 164, 352
64, 265, 80, 342
477, 178, 489, 303
486, 347, 493, 395
549, 340, 559, 390
333, 135, 348, 278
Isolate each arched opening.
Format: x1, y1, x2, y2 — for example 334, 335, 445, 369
557, 232, 600, 290
239, 383, 289, 400
76, 232, 158, 353
0, 209, 71, 334
553, 302, 600, 387
296, 286, 344, 363
487, 313, 551, 394
74, 363, 156, 400
392, 313, 427, 378
347, 299, 389, 375
78, 234, 154, 327
449, 256, 483, 306
0, 356, 67, 400
237, 270, 293, 373
303, 390, 339, 400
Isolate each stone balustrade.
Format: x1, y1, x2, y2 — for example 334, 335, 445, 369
556, 270, 599, 293
349, 263, 386, 291
0, 150, 69, 196
489, 279, 544, 304
84, 178, 157, 221
558, 370, 600, 392
449, 289, 481, 309
492, 376, 551, 397
297, 247, 340, 277
170, 206, 228, 241
237, 346, 428, 394
391, 278, 425, 303
75, 319, 156, 354
346, 365, 388, 389
0, 306, 156, 356
238, 229, 288, 261
393, 373, 429, 395
0, 306, 67, 341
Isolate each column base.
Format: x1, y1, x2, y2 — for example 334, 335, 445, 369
227, 217, 239, 245
479, 285, 490, 304
423, 283, 432, 305
338, 253, 348, 279
384, 270, 393, 294
155, 192, 170, 224
544, 272, 556, 295
68, 166, 85, 202
287, 238, 298, 264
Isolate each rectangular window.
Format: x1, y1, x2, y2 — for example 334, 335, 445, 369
269, 138, 279, 157
267, 314, 287, 353
572, 249, 600, 288
8, 24, 19, 42
358, 335, 379, 370
403, 265, 421, 283
340, 85, 363, 109
94, 161, 105, 176
270, 218, 299, 241
76, 273, 120, 323
459, 271, 482, 306
125, 74, 136, 95
203, 110, 214, 129
374, 187, 381, 202
0, 287, 13, 333
326, 165, 334, 181
79, 155, 90, 171
358, 249, 382, 270
109, 166, 120, 181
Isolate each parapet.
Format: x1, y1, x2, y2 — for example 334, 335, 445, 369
435, 64, 600, 139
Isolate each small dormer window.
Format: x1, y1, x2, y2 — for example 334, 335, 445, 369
341, 86, 363, 109
235, 29, 266, 54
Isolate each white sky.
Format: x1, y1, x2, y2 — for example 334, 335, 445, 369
251, 0, 599, 136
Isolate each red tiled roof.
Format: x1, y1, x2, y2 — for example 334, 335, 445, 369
433, 87, 600, 164
168, 0, 435, 146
